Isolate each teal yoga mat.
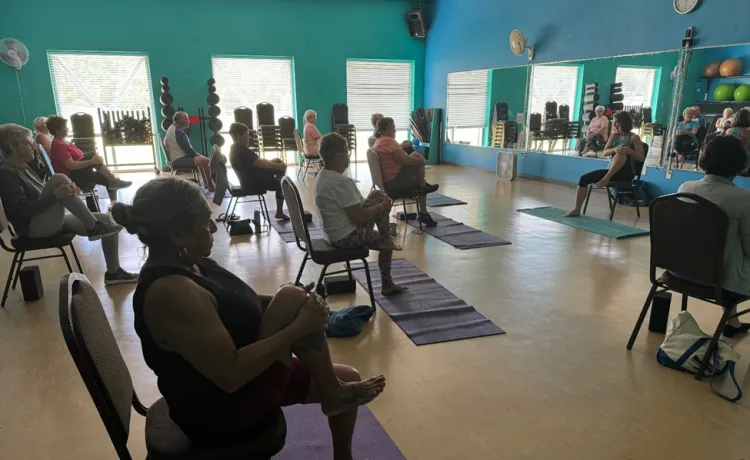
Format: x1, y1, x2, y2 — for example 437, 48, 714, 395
517, 206, 649, 239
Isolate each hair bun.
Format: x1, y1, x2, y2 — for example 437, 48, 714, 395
110, 202, 137, 234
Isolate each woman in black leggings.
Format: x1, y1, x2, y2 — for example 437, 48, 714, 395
564, 112, 645, 217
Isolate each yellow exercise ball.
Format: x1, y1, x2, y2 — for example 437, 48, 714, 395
719, 58, 743, 77
704, 61, 721, 77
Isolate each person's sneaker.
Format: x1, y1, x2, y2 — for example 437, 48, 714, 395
418, 212, 438, 227
723, 323, 750, 338
87, 220, 123, 241
104, 268, 139, 286
107, 179, 133, 191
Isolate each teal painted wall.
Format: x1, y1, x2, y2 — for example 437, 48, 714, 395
0, 0, 424, 137
488, 67, 527, 125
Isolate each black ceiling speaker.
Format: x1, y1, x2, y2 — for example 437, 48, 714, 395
406, 8, 427, 38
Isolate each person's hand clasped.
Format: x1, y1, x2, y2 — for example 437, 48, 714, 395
53, 183, 77, 198
90, 154, 104, 165
293, 293, 329, 335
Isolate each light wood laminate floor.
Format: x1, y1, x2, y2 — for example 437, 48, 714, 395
0, 165, 748, 460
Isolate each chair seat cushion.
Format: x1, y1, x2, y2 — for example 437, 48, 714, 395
145, 398, 286, 460
659, 271, 750, 305
11, 233, 75, 251
304, 154, 321, 160
310, 238, 368, 265
231, 185, 267, 197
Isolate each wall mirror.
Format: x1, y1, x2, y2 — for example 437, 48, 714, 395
525, 51, 679, 168
444, 66, 529, 149
671, 42, 750, 174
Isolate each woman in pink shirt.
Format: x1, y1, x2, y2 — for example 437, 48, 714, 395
372, 117, 438, 226
578, 106, 609, 156
303, 110, 322, 156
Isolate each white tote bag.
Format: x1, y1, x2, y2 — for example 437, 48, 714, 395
657, 311, 743, 402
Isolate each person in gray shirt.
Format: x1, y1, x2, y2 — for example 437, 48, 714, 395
678, 136, 750, 337
0, 123, 137, 286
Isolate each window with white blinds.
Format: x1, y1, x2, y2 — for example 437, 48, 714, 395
528, 65, 581, 118
446, 70, 489, 129
48, 53, 154, 135
615, 67, 657, 109
211, 57, 295, 130
346, 60, 413, 132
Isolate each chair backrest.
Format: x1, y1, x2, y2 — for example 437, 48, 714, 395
332, 103, 349, 127
294, 128, 306, 154
59, 273, 136, 459
649, 193, 728, 300
70, 112, 95, 138
366, 149, 385, 190
0, 197, 10, 236
696, 125, 709, 146
529, 113, 542, 131
256, 103, 275, 126
234, 106, 254, 130
632, 143, 649, 178
278, 116, 295, 139
39, 145, 56, 176
558, 104, 570, 120
280, 177, 313, 250
493, 101, 509, 122
544, 101, 557, 122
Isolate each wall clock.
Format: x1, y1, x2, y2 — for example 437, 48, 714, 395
674, 0, 700, 14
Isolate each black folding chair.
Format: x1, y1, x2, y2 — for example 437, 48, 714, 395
582, 144, 650, 221
59, 273, 286, 459
40, 145, 102, 212
626, 193, 750, 380
0, 197, 82, 307
366, 149, 422, 231
280, 177, 376, 308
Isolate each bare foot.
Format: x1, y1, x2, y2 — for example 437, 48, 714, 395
377, 238, 402, 251
275, 212, 290, 221
382, 284, 409, 296
594, 180, 609, 189
563, 210, 580, 217
321, 376, 386, 417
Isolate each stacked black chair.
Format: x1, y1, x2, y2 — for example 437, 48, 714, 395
278, 116, 296, 158
234, 107, 258, 150
331, 103, 357, 160
59, 273, 287, 459
492, 101, 509, 123
70, 112, 97, 156
544, 101, 558, 123
256, 103, 282, 159
529, 112, 545, 149
558, 104, 570, 121
563, 121, 582, 153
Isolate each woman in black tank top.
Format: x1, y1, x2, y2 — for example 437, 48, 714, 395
112, 177, 386, 455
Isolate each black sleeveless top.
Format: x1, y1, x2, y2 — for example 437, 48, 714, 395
133, 258, 263, 440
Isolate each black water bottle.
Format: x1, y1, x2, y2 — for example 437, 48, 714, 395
253, 209, 261, 233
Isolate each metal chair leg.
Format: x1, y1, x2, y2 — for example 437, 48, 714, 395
259, 195, 271, 232
297, 159, 304, 179
2, 252, 19, 307
696, 306, 734, 380
70, 244, 84, 273
316, 264, 329, 288
60, 247, 74, 273
627, 284, 658, 349
582, 185, 594, 215
608, 189, 618, 221
224, 196, 235, 230
681, 294, 688, 311
361, 259, 376, 309
346, 261, 353, 281
11, 251, 25, 289
295, 254, 309, 285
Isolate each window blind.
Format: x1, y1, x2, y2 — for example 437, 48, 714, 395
48, 53, 153, 135
211, 57, 295, 130
346, 60, 413, 132
615, 67, 657, 108
446, 70, 489, 129
528, 66, 580, 118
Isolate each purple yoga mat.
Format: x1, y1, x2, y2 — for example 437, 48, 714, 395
405, 212, 511, 250
269, 218, 325, 243
273, 405, 405, 460
351, 259, 505, 345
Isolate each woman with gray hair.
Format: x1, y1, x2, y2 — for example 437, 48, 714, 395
33, 116, 54, 154
303, 109, 322, 156
578, 106, 609, 156
0, 124, 137, 285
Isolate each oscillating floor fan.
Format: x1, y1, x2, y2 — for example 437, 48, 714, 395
1, 38, 31, 125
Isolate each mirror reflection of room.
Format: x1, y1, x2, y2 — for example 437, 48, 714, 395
444, 66, 528, 149
527, 52, 677, 167
674, 43, 750, 172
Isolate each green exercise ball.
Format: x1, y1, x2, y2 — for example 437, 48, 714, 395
734, 85, 750, 102
714, 83, 737, 102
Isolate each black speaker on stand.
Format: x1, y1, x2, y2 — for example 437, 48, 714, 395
406, 8, 427, 38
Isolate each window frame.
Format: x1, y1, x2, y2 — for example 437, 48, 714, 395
614, 65, 661, 118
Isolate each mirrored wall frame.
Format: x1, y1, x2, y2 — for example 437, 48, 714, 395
667, 41, 750, 176
522, 49, 682, 169
444, 64, 530, 150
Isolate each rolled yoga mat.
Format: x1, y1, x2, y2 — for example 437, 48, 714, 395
350, 259, 505, 345
425, 192, 467, 207
517, 206, 649, 239
274, 405, 405, 460
405, 212, 512, 250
